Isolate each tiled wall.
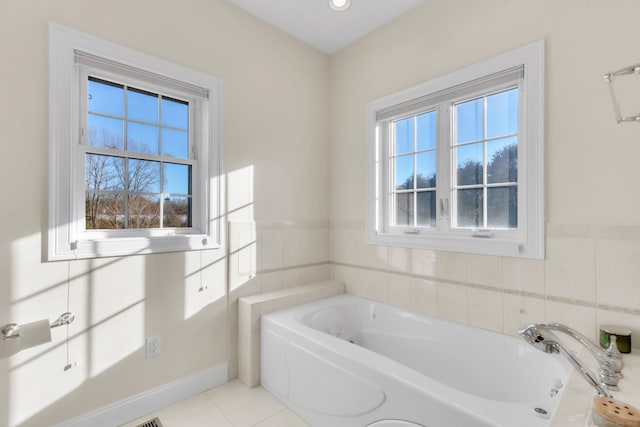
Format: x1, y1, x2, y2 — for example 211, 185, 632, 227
330, 222, 640, 348
227, 221, 331, 378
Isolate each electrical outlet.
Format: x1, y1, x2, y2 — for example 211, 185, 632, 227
146, 336, 161, 358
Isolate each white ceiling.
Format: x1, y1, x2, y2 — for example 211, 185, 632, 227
227, 0, 425, 54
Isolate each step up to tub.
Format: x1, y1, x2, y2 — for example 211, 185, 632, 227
237, 280, 345, 387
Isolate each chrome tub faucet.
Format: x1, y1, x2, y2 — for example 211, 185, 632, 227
518, 322, 624, 396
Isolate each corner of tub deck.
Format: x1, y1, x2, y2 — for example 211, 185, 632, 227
237, 280, 345, 388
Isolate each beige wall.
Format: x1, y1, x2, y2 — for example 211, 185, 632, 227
0, 1, 330, 426
4, 0, 640, 425
329, 0, 640, 346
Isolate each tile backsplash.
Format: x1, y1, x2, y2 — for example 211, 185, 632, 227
329, 222, 640, 349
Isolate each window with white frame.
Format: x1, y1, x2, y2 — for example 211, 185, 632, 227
365, 41, 544, 259
49, 23, 222, 260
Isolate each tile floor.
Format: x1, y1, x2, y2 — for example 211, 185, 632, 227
120, 380, 310, 427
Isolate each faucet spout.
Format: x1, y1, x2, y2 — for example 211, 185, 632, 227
532, 322, 623, 373
518, 322, 621, 397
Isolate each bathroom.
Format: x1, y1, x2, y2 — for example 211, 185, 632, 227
1, 0, 640, 426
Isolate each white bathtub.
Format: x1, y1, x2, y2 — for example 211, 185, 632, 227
260, 294, 571, 427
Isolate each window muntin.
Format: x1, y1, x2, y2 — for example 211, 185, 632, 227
391, 111, 437, 228
365, 40, 544, 259
49, 23, 222, 260
83, 76, 193, 231
452, 87, 518, 230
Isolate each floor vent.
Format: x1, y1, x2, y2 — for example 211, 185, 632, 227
135, 417, 163, 427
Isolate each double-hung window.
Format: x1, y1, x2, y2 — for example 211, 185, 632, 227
49, 23, 222, 260
366, 41, 544, 259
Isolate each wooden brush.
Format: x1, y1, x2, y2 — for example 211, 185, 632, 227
593, 397, 640, 426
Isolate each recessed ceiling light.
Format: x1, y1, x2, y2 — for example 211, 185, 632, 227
329, 0, 351, 12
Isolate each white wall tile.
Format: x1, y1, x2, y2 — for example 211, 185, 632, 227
502, 257, 545, 294
468, 254, 502, 288
387, 273, 413, 308
596, 239, 640, 310
436, 252, 468, 283
411, 248, 437, 277
436, 283, 467, 324
545, 300, 598, 343
502, 294, 546, 337
388, 246, 411, 273
467, 288, 503, 333
545, 237, 596, 303
411, 278, 437, 315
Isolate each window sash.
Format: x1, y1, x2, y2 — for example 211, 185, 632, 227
78, 67, 199, 233
379, 74, 525, 240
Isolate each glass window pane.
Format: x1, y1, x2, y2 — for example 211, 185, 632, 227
163, 196, 191, 228
164, 163, 191, 195
487, 137, 518, 184
127, 122, 159, 155
487, 88, 518, 139
395, 192, 414, 226
88, 78, 123, 117
488, 186, 518, 229
416, 111, 436, 150
395, 154, 414, 190
162, 97, 189, 130
85, 154, 125, 191
456, 98, 483, 143
416, 191, 436, 227
416, 151, 436, 189
456, 143, 483, 186
85, 192, 124, 230
162, 129, 189, 159
457, 188, 483, 228
394, 117, 414, 155
128, 159, 160, 193
128, 194, 160, 228
127, 88, 158, 123
88, 114, 123, 149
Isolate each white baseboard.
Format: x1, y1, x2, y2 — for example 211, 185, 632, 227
52, 363, 228, 427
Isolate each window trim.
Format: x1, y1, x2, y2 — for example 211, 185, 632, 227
365, 40, 544, 259
48, 22, 222, 260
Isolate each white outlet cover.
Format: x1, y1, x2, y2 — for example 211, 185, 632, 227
146, 336, 161, 358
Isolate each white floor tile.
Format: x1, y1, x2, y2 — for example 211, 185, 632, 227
253, 408, 310, 427
171, 405, 233, 427
154, 392, 215, 426
205, 378, 251, 405
217, 386, 284, 427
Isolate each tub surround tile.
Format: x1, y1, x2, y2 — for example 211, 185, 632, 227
596, 239, 640, 311
387, 273, 413, 309
410, 278, 438, 316
366, 242, 389, 270
502, 257, 545, 295
545, 300, 597, 344
502, 294, 545, 337
436, 252, 468, 283
436, 282, 468, 324
388, 246, 412, 272
467, 288, 503, 333
468, 254, 502, 288
237, 280, 345, 387
411, 248, 437, 277
545, 237, 596, 303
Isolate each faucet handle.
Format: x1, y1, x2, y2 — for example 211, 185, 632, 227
606, 335, 622, 358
